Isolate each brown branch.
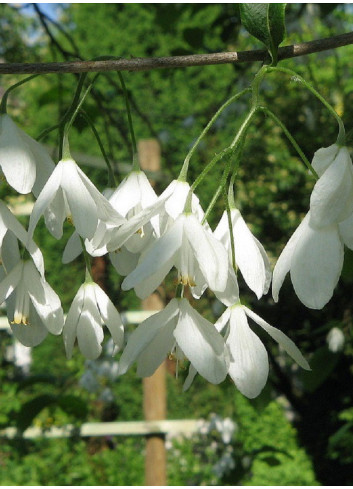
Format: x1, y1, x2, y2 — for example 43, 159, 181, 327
1, 31, 353, 75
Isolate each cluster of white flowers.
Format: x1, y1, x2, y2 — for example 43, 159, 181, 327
6, 108, 352, 400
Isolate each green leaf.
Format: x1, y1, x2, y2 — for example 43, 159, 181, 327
239, 3, 286, 64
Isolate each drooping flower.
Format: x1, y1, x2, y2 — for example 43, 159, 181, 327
63, 281, 124, 360
118, 298, 229, 385
28, 158, 125, 240
0, 259, 64, 347
214, 208, 271, 299
213, 304, 310, 398
309, 144, 353, 228
0, 114, 55, 194
85, 171, 159, 275
122, 212, 229, 299
272, 212, 345, 309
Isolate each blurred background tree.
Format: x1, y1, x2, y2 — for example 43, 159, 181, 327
0, 3, 353, 485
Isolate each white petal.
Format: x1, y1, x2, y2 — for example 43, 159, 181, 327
253, 235, 272, 294
74, 284, 105, 359
183, 364, 198, 391
61, 160, 99, 239
62, 232, 83, 264
106, 197, 165, 252
109, 247, 139, 276
227, 306, 269, 398
164, 180, 189, 219
214, 267, 240, 307
109, 171, 157, 216
229, 209, 268, 298
94, 285, 124, 352
43, 188, 66, 239
121, 217, 183, 292
311, 144, 339, 177
214, 307, 231, 333
1, 231, 21, 273
0, 201, 44, 275
25, 261, 64, 335
0, 115, 36, 194
310, 147, 353, 228
75, 164, 125, 225
244, 306, 310, 370
10, 302, 48, 347
290, 222, 343, 309
63, 285, 85, 359
184, 214, 228, 293
174, 299, 227, 384
214, 211, 228, 242
76, 310, 104, 360
136, 319, 176, 377
20, 130, 55, 198
339, 212, 353, 250
272, 213, 310, 303
0, 261, 22, 304
118, 299, 179, 375
28, 161, 63, 237
133, 255, 175, 299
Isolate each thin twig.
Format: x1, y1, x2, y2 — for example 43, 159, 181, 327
1, 31, 353, 74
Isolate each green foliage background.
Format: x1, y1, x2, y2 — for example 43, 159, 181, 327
0, 3, 353, 485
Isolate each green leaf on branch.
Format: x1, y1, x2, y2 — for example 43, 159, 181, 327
239, 3, 286, 64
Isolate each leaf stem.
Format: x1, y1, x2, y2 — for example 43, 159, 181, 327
178, 88, 251, 182
0, 74, 40, 114
259, 106, 319, 179
268, 66, 346, 145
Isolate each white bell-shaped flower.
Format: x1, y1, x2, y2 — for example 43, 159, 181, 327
29, 158, 125, 240
118, 298, 228, 385
0, 114, 54, 194
212, 304, 310, 398
272, 212, 345, 309
87, 171, 158, 256
63, 281, 124, 360
214, 209, 271, 299
309, 144, 353, 228
0, 259, 64, 346
122, 212, 229, 299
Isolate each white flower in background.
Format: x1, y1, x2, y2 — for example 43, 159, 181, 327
102, 179, 205, 257
5, 339, 32, 375
0, 114, 55, 194
28, 158, 125, 240
122, 212, 229, 299
63, 281, 124, 360
118, 298, 229, 385
109, 171, 159, 251
327, 327, 345, 353
158, 179, 205, 233
272, 212, 346, 309
214, 208, 271, 299
309, 144, 353, 228
0, 259, 64, 347
214, 304, 310, 398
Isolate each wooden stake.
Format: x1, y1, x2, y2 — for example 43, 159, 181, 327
139, 139, 167, 486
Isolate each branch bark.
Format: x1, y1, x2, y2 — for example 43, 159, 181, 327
0, 32, 353, 75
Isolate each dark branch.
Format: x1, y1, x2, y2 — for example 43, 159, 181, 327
1, 31, 353, 75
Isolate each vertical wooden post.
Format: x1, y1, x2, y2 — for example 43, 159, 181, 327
139, 139, 167, 486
